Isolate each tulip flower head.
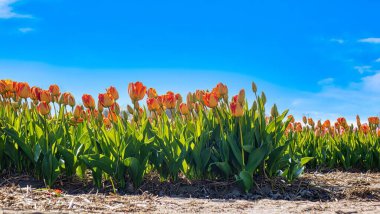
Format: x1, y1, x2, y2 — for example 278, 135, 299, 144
37, 101, 51, 115
203, 92, 218, 108
163, 91, 176, 109
147, 88, 158, 99
107, 86, 119, 100
179, 103, 189, 115
98, 93, 114, 108
147, 98, 160, 111
230, 100, 244, 117
16, 82, 30, 99
128, 81, 146, 101
38, 90, 51, 103
49, 84, 61, 97
82, 94, 95, 109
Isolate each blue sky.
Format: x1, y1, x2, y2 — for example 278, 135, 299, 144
1, 0, 380, 122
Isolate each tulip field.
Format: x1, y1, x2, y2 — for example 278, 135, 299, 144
1, 79, 380, 193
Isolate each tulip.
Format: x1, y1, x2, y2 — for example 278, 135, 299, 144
108, 111, 119, 122
295, 122, 302, 132
308, 118, 315, 127
368, 116, 379, 126
110, 102, 120, 115
238, 89, 245, 104
163, 91, 176, 109
147, 88, 158, 99
147, 98, 160, 111
251, 81, 257, 93
128, 81, 146, 101
212, 82, 228, 99
356, 115, 361, 128
38, 90, 51, 103
16, 82, 30, 98
179, 103, 189, 115
203, 92, 218, 108
230, 101, 244, 117
49, 84, 61, 97
195, 90, 205, 102
82, 94, 95, 109
98, 100, 104, 112
360, 123, 370, 134
323, 120, 331, 128
30, 87, 42, 101
1, 79, 16, 92
37, 101, 51, 115
287, 115, 295, 123
107, 86, 119, 100
103, 117, 112, 128
302, 116, 307, 124
98, 93, 114, 108
175, 93, 182, 103
73, 105, 83, 119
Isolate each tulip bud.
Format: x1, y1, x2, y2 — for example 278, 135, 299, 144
270, 104, 278, 117
107, 86, 119, 100
73, 105, 83, 119
127, 105, 134, 114
110, 102, 120, 115
37, 101, 51, 115
252, 100, 257, 112
238, 89, 245, 104
251, 81, 257, 93
261, 92, 266, 105
302, 116, 307, 124
97, 100, 104, 112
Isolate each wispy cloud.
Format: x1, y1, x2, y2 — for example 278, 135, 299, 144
0, 0, 31, 19
18, 27, 34, 33
317, 77, 334, 85
376, 58, 380, 62
354, 65, 372, 74
358, 38, 380, 44
330, 38, 344, 44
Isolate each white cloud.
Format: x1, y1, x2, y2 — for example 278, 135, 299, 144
375, 58, 380, 62
354, 65, 372, 74
358, 38, 380, 44
18, 27, 33, 33
362, 72, 380, 92
0, 0, 31, 19
317, 77, 334, 85
330, 38, 344, 44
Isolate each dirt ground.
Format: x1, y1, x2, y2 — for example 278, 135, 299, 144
1, 171, 380, 213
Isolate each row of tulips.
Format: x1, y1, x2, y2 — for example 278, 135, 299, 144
0, 78, 374, 192
285, 115, 380, 170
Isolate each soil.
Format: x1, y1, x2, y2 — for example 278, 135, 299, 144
1, 171, 380, 213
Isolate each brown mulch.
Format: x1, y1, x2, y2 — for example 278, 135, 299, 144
1, 171, 380, 213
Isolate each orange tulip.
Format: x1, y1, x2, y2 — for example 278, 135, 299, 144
128, 81, 146, 101
230, 101, 244, 117
356, 115, 361, 128
49, 84, 60, 97
147, 88, 158, 99
30, 87, 42, 101
238, 89, 245, 104
302, 116, 307, 124
73, 105, 83, 119
82, 94, 95, 109
97, 100, 104, 112
108, 111, 119, 122
322, 120, 331, 128
212, 82, 228, 98
163, 91, 176, 109
175, 93, 182, 103
16, 82, 30, 98
110, 102, 120, 115
287, 115, 295, 123
337, 117, 347, 126
203, 92, 218, 108
377, 129, 380, 137
195, 90, 205, 102
0, 79, 16, 92
37, 101, 51, 115
107, 86, 119, 100
308, 118, 315, 127
98, 93, 114, 108
38, 90, 51, 103
295, 122, 302, 132
360, 123, 370, 134
368, 117, 379, 126
179, 103, 189, 115
60, 92, 75, 107
103, 117, 112, 128
147, 98, 160, 111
